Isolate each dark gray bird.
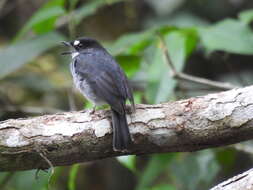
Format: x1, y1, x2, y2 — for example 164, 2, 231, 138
62, 37, 135, 151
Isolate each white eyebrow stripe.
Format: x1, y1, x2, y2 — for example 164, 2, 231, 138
74, 40, 80, 45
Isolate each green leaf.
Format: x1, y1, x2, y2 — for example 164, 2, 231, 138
33, 7, 65, 34
33, 0, 65, 34
216, 148, 236, 173
136, 153, 176, 190
239, 9, 253, 24
0, 32, 66, 79
109, 31, 154, 55
117, 155, 136, 172
156, 26, 177, 36
116, 55, 141, 77
68, 164, 80, 190
166, 29, 197, 66
44, 0, 65, 8
198, 19, 253, 55
133, 92, 143, 104
15, 0, 65, 40
151, 184, 176, 190
145, 43, 172, 104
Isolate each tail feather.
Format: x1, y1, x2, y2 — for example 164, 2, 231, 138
111, 109, 132, 151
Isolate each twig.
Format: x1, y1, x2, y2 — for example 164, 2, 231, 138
158, 35, 239, 90
36, 148, 55, 185
67, 0, 79, 39
37, 151, 54, 174
175, 72, 237, 90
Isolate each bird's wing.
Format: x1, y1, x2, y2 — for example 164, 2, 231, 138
74, 53, 135, 112
100, 56, 135, 111
93, 71, 126, 114
108, 64, 135, 111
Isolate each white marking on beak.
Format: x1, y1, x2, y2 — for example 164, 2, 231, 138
74, 40, 80, 46
71, 52, 79, 58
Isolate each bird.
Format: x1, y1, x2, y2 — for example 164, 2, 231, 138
62, 37, 135, 152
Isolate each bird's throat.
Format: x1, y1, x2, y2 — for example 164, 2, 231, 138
71, 52, 79, 59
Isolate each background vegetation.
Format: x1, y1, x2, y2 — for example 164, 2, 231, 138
0, 0, 253, 189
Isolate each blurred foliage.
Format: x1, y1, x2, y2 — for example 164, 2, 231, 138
68, 164, 80, 190
0, 170, 49, 190
239, 9, 253, 24
117, 155, 136, 173
170, 150, 219, 190
136, 153, 176, 190
14, 0, 66, 40
199, 18, 253, 54
1, 0, 253, 190
0, 32, 65, 79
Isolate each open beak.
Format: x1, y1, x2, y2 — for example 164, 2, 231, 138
61, 41, 73, 55
61, 41, 72, 47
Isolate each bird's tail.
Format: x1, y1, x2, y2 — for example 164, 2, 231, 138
111, 109, 132, 151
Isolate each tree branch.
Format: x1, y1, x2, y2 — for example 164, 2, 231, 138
1, 86, 253, 171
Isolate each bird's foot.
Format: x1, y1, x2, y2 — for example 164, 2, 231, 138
113, 147, 131, 153
89, 106, 96, 115
80, 106, 96, 115
125, 105, 134, 114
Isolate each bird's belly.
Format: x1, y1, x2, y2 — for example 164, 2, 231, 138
79, 79, 105, 106
70, 63, 105, 106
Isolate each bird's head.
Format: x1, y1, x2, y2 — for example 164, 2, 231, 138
61, 37, 102, 55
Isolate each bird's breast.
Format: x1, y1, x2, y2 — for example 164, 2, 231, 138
70, 61, 105, 106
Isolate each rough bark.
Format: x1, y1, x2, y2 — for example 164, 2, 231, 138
211, 168, 253, 190
1, 86, 253, 171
